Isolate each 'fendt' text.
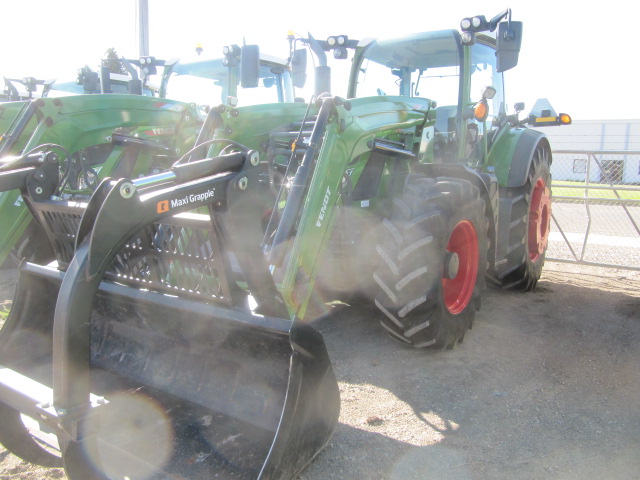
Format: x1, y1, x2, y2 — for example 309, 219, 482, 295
316, 186, 331, 227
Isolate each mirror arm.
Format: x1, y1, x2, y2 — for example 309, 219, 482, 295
489, 8, 511, 32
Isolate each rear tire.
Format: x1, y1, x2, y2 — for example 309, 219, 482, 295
373, 176, 488, 349
491, 142, 551, 291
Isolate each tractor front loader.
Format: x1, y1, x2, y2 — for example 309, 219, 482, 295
0, 44, 295, 268
0, 9, 570, 480
0, 127, 340, 479
0, 94, 201, 267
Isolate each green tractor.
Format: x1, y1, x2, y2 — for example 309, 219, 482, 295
0, 46, 295, 267
0, 94, 202, 266
0, 9, 569, 480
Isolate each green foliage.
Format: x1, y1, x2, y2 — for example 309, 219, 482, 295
103, 48, 127, 74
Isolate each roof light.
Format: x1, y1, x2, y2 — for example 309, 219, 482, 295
461, 14, 489, 32
461, 31, 475, 45
333, 47, 348, 59
481, 85, 497, 100
222, 45, 240, 57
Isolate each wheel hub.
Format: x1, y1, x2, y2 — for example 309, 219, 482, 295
528, 178, 551, 262
443, 252, 459, 280
442, 220, 479, 315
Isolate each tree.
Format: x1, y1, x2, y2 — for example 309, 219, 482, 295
103, 48, 126, 74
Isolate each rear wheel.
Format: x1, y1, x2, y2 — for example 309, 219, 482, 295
373, 176, 488, 349
491, 142, 551, 291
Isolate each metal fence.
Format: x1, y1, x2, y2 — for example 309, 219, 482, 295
548, 149, 640, 270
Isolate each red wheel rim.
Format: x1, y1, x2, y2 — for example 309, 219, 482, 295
528, 178, 551, 262
442, 220, 479, 315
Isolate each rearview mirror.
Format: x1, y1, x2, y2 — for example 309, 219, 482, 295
291, 48, 307, 88
240, 45, 260, 88
496, 21, 523, 72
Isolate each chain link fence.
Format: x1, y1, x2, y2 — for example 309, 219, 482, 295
549, 149, 640, 270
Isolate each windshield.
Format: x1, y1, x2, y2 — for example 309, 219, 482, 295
354, 30, 461, 106
167, 59, 291, 107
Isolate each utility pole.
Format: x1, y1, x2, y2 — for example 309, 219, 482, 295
136, 0, 150, 57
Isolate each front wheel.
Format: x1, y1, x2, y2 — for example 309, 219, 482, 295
2, 222, 55, 269
373, 176, 488, 349
0, 402, 62, 467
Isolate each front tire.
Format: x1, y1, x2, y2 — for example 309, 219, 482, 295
2, 222, 55, 270
0, 402, 62, 467
373, 176, 488, 349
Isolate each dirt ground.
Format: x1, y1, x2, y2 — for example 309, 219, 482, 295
1, 261, 639, 480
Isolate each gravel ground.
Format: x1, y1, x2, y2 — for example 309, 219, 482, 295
1, 261, 639, 480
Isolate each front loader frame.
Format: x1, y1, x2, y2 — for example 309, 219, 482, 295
0, 142, 339, 479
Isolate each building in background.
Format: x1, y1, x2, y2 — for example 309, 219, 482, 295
537, 120, 640, 184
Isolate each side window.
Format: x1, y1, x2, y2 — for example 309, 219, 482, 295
470, 43, 505, 127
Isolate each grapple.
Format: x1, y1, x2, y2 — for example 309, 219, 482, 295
0, 145, 339, 479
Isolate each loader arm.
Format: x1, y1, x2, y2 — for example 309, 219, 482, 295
263, 96, 433, 317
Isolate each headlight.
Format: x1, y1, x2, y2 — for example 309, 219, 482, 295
461, 32, 475, 45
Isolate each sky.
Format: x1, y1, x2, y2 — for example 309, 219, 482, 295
1, 0, 638, 120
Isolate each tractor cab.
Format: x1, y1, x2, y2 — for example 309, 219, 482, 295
269, 11, 523, 168
168, 47, 295, 107
345, 16, 520, 165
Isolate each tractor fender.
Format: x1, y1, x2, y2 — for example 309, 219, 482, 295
489, 128, 550, 188
414, 162, 499, 246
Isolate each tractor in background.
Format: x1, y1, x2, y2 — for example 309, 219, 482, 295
0, 45, 295, 267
